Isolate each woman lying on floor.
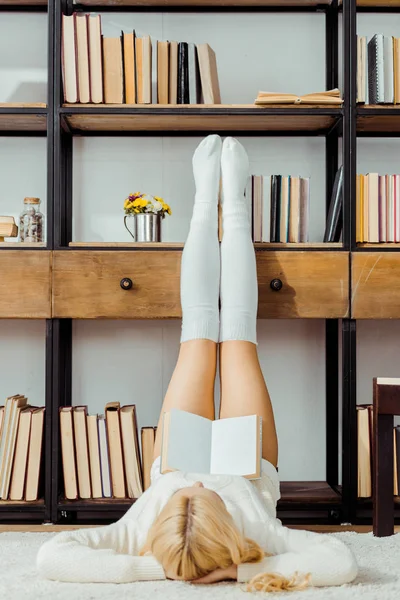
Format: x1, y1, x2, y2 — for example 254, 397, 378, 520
36, 136, 357, 592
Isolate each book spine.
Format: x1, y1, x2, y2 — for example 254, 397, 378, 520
177, 42, 189, 104
275, 175, 282, 243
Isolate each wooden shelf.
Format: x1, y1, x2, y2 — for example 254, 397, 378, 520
0, 242, 46, 248
76, 0, 332, 7
68, 241, 342, 249
356, 0, 400, 7
57, 482, 340, 512
0, 0, 47, 6
357, 243, 400, 248
0, 499, 44, 507
357, 105, 400, 134
0, 103, 47, 133
61, 105, 341, 134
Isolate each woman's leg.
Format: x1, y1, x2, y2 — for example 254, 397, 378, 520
153, 135, 222, 459
219, 138, 278, 467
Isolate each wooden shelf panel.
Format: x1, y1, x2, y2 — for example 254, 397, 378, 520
0, 242, 47, 248
357, 243, 400, 248
0, 104, 47, 132
352, 252, 400, 318
57, 482, 340, 511
68, 241, 343, 249
357, 106, 400, 134
62, 105, 340, 134
357, 0, 400, 6
0, 499, 44, 507
53, 250, 349, 319
77, 0, 332, 7
0, 0, 47, 5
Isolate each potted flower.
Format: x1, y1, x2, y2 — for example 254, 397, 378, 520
123, 192, 172, 242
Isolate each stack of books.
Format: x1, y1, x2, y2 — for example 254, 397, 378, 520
247, 175, 310, 243
357, 405, 400, 498
356, 173, 400, 243
60, 402, 146, 500
357, 34, 400, 104
0, 396, 45, 501
62, 13, 221, 105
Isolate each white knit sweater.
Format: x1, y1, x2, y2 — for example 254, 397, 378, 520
36, 469, 358, 586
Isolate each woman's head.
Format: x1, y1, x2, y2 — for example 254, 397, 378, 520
140, 481, 264, 581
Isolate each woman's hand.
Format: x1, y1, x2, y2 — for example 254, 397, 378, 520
191, 564, 238, 584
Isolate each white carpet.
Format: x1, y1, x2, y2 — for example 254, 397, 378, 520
0, 530, 399, 599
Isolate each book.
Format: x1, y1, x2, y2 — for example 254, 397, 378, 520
299, 177, 310, 243
86, 414, 103, 498
169, 41, 178, 104
262, 175, 271, 243
188, 43, 201, 104
384, 36, 394, 104
157, 41, 169, 104
120, 405, 143, 498
252, 175, 263, 243
197, 43, 221, 104
161, 409, 262, 478
378, 175, 387, 242
141, 426, 156, 491
0, 395, 28, 499
105, 401, 126, 498
367, 173, 379, 243
394, 38, 400, 104
255, 89, 342, 106
73, 406, 92, 499
60, 406, 78, 500
9, 406, 36, 501
61, 13, 78, 103
324, 166, 343, 243
136, 35, 152, 104
270, 175, 280, 243
357, 405, 372, 498
123, 31, 136, 104
396, 427, 400, 495
368, 34, 384, 104
88, 14, 103, 104
178, 42, 189, 104
75, 13, 90, 103
25, 407, 45, 501
0, 406, 4, 438
288, 176, 300, 243
279, 176, 290, 243
98, 415, 112, 497
103, 36, 124, 104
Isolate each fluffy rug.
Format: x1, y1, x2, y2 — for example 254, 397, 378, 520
0, 530, 399, 599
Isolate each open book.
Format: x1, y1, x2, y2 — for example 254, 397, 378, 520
160, 409, 262, 479
254, 88, 343, 105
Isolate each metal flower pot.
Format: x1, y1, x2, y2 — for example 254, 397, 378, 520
124, 213, 162, 242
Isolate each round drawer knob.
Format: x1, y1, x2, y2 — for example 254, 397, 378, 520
120, 277, 133, 290
270, 278, 283, 291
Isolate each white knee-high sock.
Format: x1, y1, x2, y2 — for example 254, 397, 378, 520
180, 135, 222, 343
220, 137, 258, 344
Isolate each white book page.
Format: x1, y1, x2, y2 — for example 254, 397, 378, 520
164, 409, 212, 473
210, 415, 260, 477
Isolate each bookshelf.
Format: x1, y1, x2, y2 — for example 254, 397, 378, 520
0, 0, 398, 527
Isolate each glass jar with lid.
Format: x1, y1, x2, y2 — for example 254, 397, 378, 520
19, 197, 44, 243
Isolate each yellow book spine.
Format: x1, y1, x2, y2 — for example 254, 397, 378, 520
356, 174, 361, 243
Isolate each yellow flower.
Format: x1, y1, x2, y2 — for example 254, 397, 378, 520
124, 199, 130, 209
154, 196, 164, 203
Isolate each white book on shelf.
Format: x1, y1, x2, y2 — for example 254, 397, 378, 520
98, 416, 112, 498
367, 173, 379, 243
262, 175, 271, 242
396, 174, 400, 242
384, 36, 394, 103
388, 175, 395, 242
379, 175, 387, 242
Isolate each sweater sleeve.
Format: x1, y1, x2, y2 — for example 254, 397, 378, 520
36, 520, 166, 583
237, 523, 358, 587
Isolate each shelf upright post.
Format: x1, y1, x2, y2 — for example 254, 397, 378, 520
342, 0, 358, 524
51, 0, 74, 523
325, 0, 340, 494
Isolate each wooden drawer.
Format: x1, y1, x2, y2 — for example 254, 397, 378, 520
52, 251, 181, 319
0, 251, 51, 318
257, 251, 349, 319
352, 252, 400, 319
53, 250, 349, 320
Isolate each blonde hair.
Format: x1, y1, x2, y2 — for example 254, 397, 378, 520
140, 491, 310, 592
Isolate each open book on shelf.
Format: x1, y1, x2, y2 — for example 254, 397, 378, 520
254, 88, 343, 106
160, 409, 262, 479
